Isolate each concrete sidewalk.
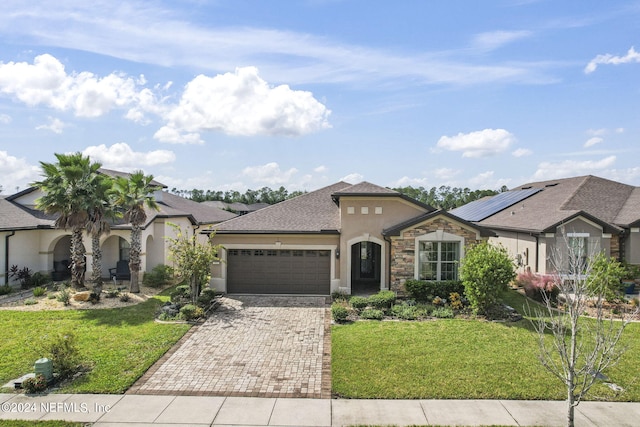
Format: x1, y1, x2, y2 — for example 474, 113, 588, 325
1, 393, 639, 426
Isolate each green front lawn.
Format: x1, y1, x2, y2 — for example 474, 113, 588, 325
332, 290, 640, 401
0, 288, 190, 393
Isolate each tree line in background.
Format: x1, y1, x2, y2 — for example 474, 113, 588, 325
171, 184, 508, 209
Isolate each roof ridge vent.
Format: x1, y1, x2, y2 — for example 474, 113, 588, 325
545, 183, 558, 187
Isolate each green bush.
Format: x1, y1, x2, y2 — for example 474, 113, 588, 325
179, 304, 203, 321
24, 298, 38, 305
30, 272, 50, 287
0, 284, 12, 295
22, 374, 48, 394
332, 290, 348, 302
391, 303, 425, 320
32, 286, 46, 297
360, 308, 384, 320
431, 306, 454, 318
331, 302, 350, 322
349, 296, 369, 310
105, 289, 120, 298
119, 293, 131, 302
143, 264, 174, 288
170, 284, 191, 302
197, 288, 217, 308
42, 331, 81, 380
56, 287, 71, 305
404, 279, 465, 302
460, 242, 515, 315
367, 290, 396, 312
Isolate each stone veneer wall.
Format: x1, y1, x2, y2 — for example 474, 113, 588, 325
389, 218, 484, 295
610, 235, 620, 261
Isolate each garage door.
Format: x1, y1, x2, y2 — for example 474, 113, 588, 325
227, 249, 331, 294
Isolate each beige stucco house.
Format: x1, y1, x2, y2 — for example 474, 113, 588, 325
208, 181, 494, 295
0, 172, 236, 286
451, 175, 640, 276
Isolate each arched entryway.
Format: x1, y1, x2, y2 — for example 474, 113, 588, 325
350, 241, 382, 294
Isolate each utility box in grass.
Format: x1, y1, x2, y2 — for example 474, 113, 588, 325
34, 358, 53, 381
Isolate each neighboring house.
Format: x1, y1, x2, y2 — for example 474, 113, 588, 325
208, 181, 493, 295
0, 170, 237, 286
451, 175, 640, 275
201, 200, 269, 215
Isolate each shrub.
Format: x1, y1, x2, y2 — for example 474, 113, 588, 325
105, 288, 120, 298
170, 284, 191, 302
368, 290, 396, 312
179, 303, 202, 321
89, 292, 101, 304
349, 296, 369, 310
517, 272, 560, 304
119, 293, 131, 302
43, 331, 81, 380
360, 308, 384, 320
197, 288, 217, 308
331, 301, 350, 322
431, 306, 454, 318
0, 284, 12, 295
332, 290, 348, 302
143, 264, 174, 288
32, 286, 46, 297
460, 242, 516, 315
404, 279, 465, 302
9, 265, 33, 289
24, 298, 38, 305
30, 272, 50, 287
432, 296, 445, 306
449, 292, 463, 310
56, 287, 71, 305
391, 303, 424, 320
22, 374, 47, 394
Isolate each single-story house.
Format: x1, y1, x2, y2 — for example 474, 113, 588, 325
450, 175, 640, 275
208, 181, 494, 295
0, 170, 237, 286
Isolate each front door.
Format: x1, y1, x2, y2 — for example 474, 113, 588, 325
351, 242, 381, 292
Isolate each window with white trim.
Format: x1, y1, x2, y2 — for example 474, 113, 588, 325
418, 241, 460, 281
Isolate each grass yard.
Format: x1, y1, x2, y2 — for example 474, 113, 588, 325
0, 288, 190, 394
332, 290, 640, 401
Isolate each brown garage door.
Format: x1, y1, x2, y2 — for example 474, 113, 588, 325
227, 249, 331, 294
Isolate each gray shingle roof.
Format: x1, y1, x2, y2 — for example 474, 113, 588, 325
153, 192, 238, 225
470, 175, 639, 232
213, 182, 353, 233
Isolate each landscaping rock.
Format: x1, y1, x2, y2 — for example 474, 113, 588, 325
73, 291, 91, 302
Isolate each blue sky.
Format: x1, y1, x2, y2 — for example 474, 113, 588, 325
0, 1, 639, 195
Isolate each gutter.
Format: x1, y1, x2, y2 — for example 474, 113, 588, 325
4, 231, 15, 285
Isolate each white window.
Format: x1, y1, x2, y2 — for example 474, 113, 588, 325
415, 231, 464, 281
375, 207, 383, 214
361, 206, 369, 214
347, 207, 355, 214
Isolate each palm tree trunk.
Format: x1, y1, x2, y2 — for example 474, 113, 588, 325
91, 233, 103, 296
70, 228, 86, 289
129, 224, 142, 293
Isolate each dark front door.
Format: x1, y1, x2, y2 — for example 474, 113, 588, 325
351, 242, 381, 290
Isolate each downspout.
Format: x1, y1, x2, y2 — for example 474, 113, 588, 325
535, 234, 540, 273
5, 231, 15, 285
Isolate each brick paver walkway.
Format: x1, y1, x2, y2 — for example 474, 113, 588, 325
129, 295, 331, 398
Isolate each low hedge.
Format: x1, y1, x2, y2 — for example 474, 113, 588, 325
404, 279, 465, 302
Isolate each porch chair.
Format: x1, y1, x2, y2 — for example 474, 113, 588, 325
109, 260, 131, 282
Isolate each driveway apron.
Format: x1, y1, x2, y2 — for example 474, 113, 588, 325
129, 295, 332, 398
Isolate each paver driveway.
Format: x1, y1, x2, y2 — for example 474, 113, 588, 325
129, 295, 331, 398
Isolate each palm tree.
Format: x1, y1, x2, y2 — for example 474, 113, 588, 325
111, 171, 160, 293
85, 172, 115, 296
33, 153, 102, 289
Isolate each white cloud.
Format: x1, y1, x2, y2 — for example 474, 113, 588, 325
314, 165, 328, 173
532, 155, 617, 180
340, 173, 364, 184
82, 142, 176, 170
472, 30, 532, 51
0, 113, 10, 124
433, 168, 460, 180
436, 128, 516, 158
512, 148, 532, 157
153, 126, 203, 145
468, 171, 512, 190
390, 176, 430, 188
584, 137, 603, 148
36, 116, 66, 134
0, 54, 149, 118
0, 151, 40, 193
156, 67, 331, 142
584, 46, 640, 74
241, 162, 299, 186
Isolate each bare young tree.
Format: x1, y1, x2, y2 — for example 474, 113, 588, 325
529, 227, 633, 427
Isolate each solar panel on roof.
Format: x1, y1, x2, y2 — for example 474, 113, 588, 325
451, 188, 542, 222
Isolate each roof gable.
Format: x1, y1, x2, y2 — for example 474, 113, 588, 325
214, 182, 352, 233
383, 210, 495, 237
